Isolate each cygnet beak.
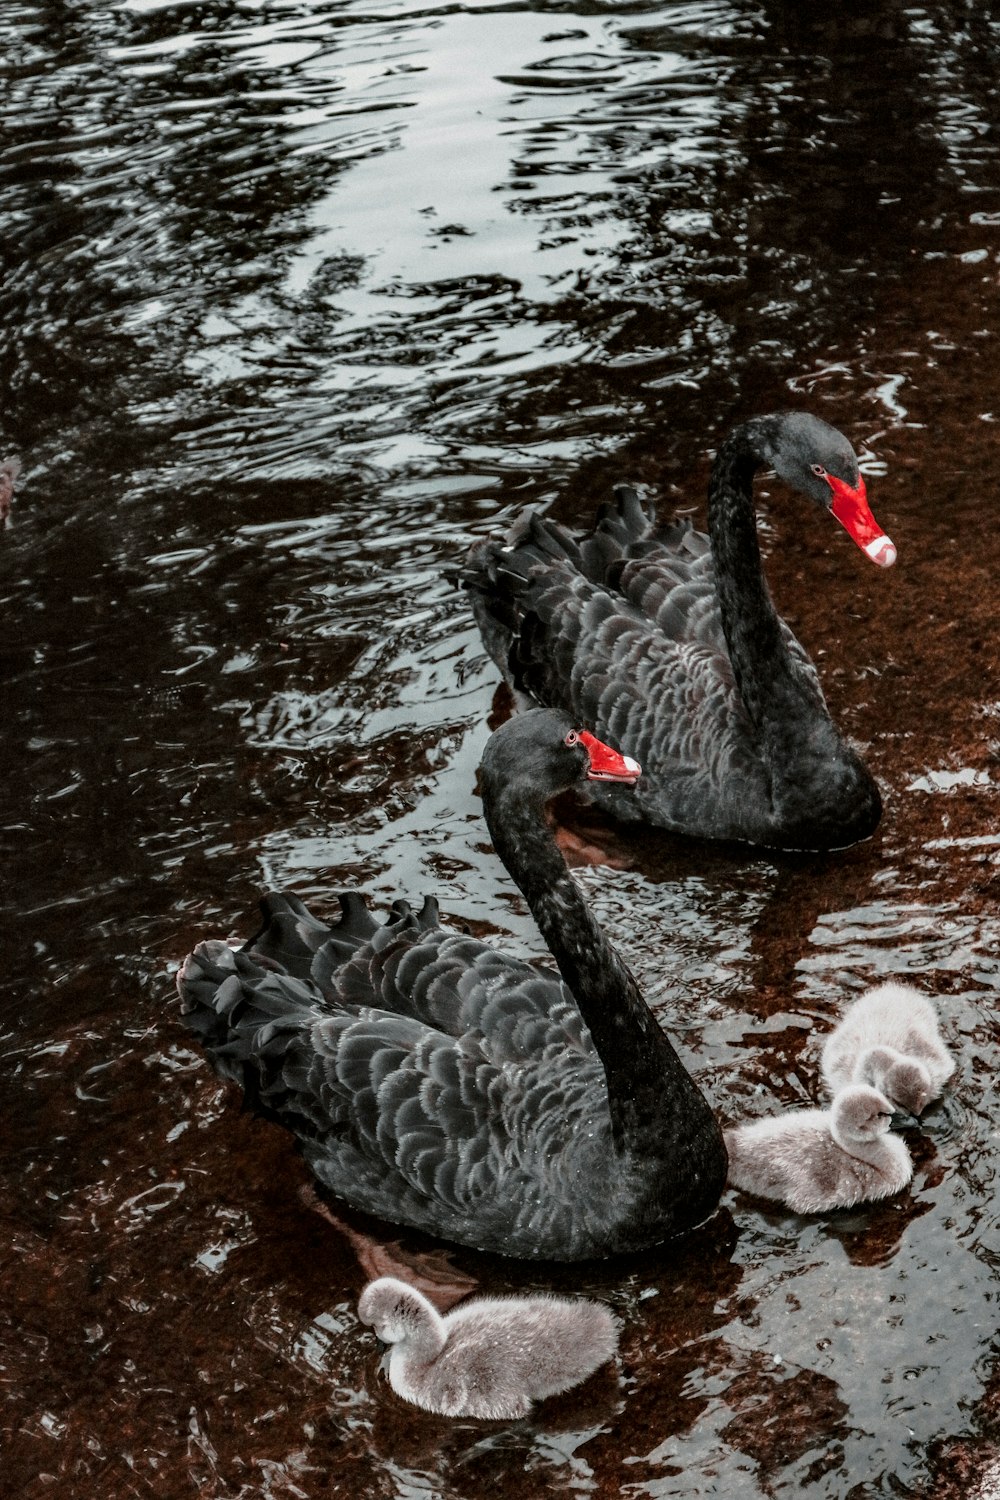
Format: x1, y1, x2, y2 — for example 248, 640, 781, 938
889, 1108, 921, 1131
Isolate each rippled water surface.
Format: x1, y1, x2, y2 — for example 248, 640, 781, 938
4, 2, 1000, 1496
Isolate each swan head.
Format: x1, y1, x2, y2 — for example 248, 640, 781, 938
862, 1047, 934, 1119
480, 709, 641, 802
357, 1277, 437, 1346
830, 1085, 895, 1146
754, 411, 896, 569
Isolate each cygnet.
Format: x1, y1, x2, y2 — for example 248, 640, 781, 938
0, 458, 20, 524
724, 1085, 913, 1214
357, 1276, 619, 1419
821, 981, 954, 1116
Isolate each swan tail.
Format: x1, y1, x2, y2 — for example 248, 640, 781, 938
462, 508, 609, 680
176, 939, 306, 1093
461, 534, 525, 679
177, 938, 363, 1137
240, 890, 440, 995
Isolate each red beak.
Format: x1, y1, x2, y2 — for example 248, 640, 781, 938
827, 472, 896, 568
578, 730, 642, 784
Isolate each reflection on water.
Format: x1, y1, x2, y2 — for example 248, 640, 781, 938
4, 0, 1000, 1496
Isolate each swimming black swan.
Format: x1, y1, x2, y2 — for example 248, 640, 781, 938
358, 1276, 619, 1418
820, 981, 955, 1117
462, 412, 895, 851
177, 709, 727, 1261
725, 1084, 913, 1214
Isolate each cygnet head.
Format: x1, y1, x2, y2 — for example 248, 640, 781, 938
831, 1085, 895, 1146
864, 1047, 933, 1117
357, 1277, 439, 1347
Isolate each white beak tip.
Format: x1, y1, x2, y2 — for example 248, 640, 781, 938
865, 535, 897, 568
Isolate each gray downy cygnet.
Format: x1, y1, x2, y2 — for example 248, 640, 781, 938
724, 1084, 913, 1214
821, 981, 954, 1116
358, 1275, 619, 1419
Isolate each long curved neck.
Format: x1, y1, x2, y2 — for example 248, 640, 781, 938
483, 779, 711, 1155
708, 423, 817, 739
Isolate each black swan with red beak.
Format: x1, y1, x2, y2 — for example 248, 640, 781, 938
177, 710, 726, 1262
463, 412, 895, 851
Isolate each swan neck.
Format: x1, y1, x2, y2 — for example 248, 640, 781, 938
482, 775, 703, 1151
707, 426, 807, 731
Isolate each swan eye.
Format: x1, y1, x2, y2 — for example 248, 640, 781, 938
811, 463, 827, 478
564, 730, 580, 747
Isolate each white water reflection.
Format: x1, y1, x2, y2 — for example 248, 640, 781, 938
799, 901, 1000, 981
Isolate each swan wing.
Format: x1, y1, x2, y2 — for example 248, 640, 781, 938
177, 900, 611, 1252
244, 891, 593, 1059
464, 491, 822, 707
463, 503, 823, 841
475, 552, 774, 836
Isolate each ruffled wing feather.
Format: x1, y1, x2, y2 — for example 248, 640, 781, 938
178, 894, 614, 1258
463, 486, 824, 839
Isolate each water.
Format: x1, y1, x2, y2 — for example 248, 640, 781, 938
3, 2, 1000, 1495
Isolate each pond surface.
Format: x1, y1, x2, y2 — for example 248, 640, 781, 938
4, 1, 1000, 1496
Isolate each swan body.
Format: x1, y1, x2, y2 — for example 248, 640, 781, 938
358, 1276, 619, 1418
177, 710, 727, 1261
463, 412, 894, 850
724, 1085, 912, 1213
821, 982, 954, 1116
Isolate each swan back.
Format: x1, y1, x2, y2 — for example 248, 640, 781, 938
358, 1276, 619, 1419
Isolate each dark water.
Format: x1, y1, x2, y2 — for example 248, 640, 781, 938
4, 2, 1000, 1495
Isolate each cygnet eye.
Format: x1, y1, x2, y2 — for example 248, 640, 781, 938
564, 730, 580, 747
811, 463, 826, 478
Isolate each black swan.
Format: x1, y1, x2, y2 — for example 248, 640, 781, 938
462, 412, 895, 851
177, 709, 727, 1261
725, 1084, 913, 1213
357, 1275, 619, 1418
820, 981, 955, 1117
